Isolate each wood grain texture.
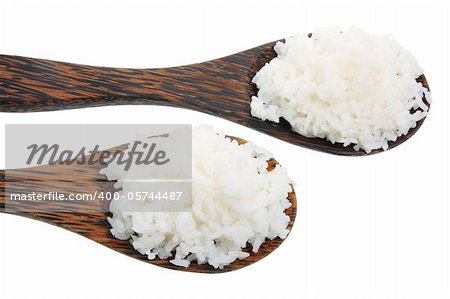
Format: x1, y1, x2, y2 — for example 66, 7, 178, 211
0, 41, 430, 156
0, 137, 297, 273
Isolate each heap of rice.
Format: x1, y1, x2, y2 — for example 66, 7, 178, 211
251, 27, 431, 153
101, 125, 292, 269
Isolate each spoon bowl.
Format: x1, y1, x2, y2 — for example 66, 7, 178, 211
0, 136, 297, 273
0, 42, 430, 155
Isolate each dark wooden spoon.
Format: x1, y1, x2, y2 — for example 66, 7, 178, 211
0, 136, 297, 273
0, 42, 430, 155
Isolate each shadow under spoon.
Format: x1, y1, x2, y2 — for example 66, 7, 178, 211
0, 42, 430, 156
0, 137, 297, 273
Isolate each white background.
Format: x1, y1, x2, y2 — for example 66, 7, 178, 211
0, 1, 449, 298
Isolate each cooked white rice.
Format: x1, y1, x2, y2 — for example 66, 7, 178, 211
251, 27, 431, 153
101, 125, 293, 269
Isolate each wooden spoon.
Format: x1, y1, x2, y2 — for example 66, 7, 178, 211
0, 136, 297, 273
0, 42, 430, 156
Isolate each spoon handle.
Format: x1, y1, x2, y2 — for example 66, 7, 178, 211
0, 54, 255, 113
0, 55, 202, 112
